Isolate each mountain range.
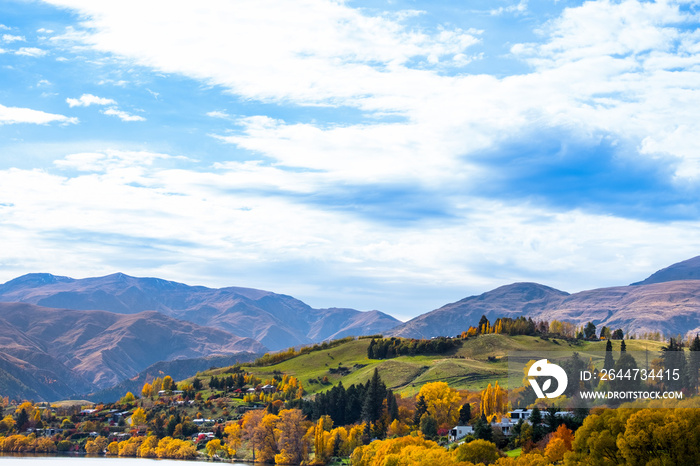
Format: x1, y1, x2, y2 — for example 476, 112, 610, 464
391, 256, 700, 339
0, 301, 265, 400
0, 272, 400, 351
2, 255, 700, 401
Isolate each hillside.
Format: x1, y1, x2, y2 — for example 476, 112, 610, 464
0, 273, 401, 351
196, 334, 665, 398
85, 352, 260, 402
391, 257, 700, 339
0, 302, 264, 400
391, 283, 569, 339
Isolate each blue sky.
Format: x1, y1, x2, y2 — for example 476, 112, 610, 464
2, 0, 700, 321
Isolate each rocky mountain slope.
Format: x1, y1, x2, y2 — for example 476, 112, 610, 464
391, 256, 700, 339
0, 302, 264, 399
0, 273, 401, 351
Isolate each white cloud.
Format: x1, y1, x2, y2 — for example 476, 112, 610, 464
2, 34, 25, 42
11, 0, 700, 315
40, 0, 700, 183
206, 110, 230, 119
66, 93, 116, 107
490, 0, 528, 16
37, 28, 55, 34
15, 47, 48, 57
0, 103, 78, 125
101, 107, 145, 121
1, 155, 698, 316
42, 0, 480, 107
54, 149, 176, 172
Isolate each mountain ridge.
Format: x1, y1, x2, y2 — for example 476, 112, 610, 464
391, 257, 700, 339
0, 273, 401, 351
0, 301, 265, 399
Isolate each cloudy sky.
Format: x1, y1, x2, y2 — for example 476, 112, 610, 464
2, 0, 700, 320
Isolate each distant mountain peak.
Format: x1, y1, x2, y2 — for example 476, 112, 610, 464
631, 255, 700, 286
0, 273, 73, 290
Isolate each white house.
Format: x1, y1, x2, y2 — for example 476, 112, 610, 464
508, 409, 532, 421
448, 425, 474, 443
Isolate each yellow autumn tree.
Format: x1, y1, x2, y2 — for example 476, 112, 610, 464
206, 439, 223, 457
137, 435, 159, 458
274, 409, 308, 465
312, 415, 333, 465
141, 382, 153, 398
85, 436, 109, 454
224, 422, 242, 457
162, 376, 174, 391
480, 381, 507, 417
418, 381, 461, 427
256, 413, 279, 463
131, 407, 147, 427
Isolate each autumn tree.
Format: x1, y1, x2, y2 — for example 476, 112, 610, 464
313, 415, 333, 464
131, 407, 147, 427
274, 409, 308, 465
224, 422, 242, 457
162, 376, 174, 392
141, 382, 153, 398
455, 439, 501, 464
242, 409, 265, 461
480, 381, 507, 418
85, 436, 109, 454
418, 381, 461, 427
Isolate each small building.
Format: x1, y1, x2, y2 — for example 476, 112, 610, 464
508, 409, 532, 421
193, 418, 215, 425
448, 425, 474, 443
261, 384, 276, 394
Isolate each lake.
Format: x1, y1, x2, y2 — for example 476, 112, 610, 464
0, 454, 259, 465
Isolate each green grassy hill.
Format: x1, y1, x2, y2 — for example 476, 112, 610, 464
190, 335, 668, 397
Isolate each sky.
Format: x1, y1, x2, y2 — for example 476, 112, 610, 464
2, 0, 700, 321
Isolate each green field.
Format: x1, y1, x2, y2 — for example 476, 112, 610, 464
188, 334, 668, 397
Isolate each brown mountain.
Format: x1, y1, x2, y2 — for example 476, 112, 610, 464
0, 302, 264, 400
390, 282, 569, 339
390, 257, 700, 339
631, 255, 700, 285
0, 273, 401, 351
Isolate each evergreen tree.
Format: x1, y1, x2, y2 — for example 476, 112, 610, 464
386, 389, 399, 422
478, 315, 490, 333
458, 403, 472, 425
367, 339, 376, 359
419, 413, 438, 439
544, 407, 560, 434
345, 383, 364, 425
474, 414, 493, 442
529, 407, 544, 442
192, 377, 202, 391
604, 340, 615, 370
15, 409, 28, 432
361, 368, 386, 424
413, 395, 427, 425
661, 338, 689, 392
584, 322, 597, 340
620, 339, 627, 353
